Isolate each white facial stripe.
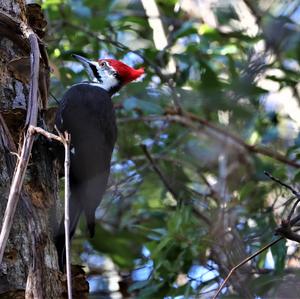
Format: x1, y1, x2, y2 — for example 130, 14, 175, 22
96, 63, 119, 91
99, 77, 119, 91
82, 60, 120, 92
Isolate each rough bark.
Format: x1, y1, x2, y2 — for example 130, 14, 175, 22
0, 1, 64, 297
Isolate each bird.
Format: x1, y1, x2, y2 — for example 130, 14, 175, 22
54, 54, 144, 270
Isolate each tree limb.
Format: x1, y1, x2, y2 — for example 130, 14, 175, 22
0, 28, 40, 264
120, 113, 300, 169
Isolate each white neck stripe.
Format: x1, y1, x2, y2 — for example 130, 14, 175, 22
71, 82, 106, 89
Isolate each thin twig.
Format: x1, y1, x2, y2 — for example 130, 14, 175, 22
0, 29, 40, 264
212, 237, 284, 299
61, 131, 72, 299
264, 171, 300, 223
141, 144, 211, 225
264, 172, 300, 243
141, 144, 178, 200
264, 171, 300, 226
264, 171, 300, 199
290, 213, 300, 226
271, 195, 295, 211
28, 125, 63, 143
287, 198, 300, 223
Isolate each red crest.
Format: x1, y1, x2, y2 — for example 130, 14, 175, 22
98, 59, 144, 84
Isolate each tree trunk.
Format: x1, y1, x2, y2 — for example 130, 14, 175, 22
0, 1, 78, 298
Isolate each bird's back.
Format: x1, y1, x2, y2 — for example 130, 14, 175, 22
56, 83, 117, 181
55, 84, 117, 268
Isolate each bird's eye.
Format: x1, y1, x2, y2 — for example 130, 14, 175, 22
100, 61, 107, 67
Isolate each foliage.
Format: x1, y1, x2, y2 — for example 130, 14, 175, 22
44, 0, 300, 297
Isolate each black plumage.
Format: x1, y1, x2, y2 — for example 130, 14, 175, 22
54, 83, 117, 270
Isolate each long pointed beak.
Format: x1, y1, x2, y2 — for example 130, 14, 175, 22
72, 54, 93, 65
72, 54, 100, 82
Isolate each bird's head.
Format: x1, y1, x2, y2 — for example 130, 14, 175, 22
72, 54, 144, 94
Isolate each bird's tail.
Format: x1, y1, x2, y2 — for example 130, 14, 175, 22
55, 192, 82, 271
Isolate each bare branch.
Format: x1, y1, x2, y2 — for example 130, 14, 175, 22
264, 171, 300, 224
141, 144, 211, 225
29, 125, 63, 143
59, 131, 72, 299
141, 144, 178, 200
265, 172, 300, 244
264, 171, 300, 199
213, 237, 284, 299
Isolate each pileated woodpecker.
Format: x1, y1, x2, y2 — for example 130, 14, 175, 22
55, 54, 144, 270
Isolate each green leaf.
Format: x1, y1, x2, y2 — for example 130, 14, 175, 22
271, 239, 287, 273
151, 236, 172, 259
90, 225, 144, 268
